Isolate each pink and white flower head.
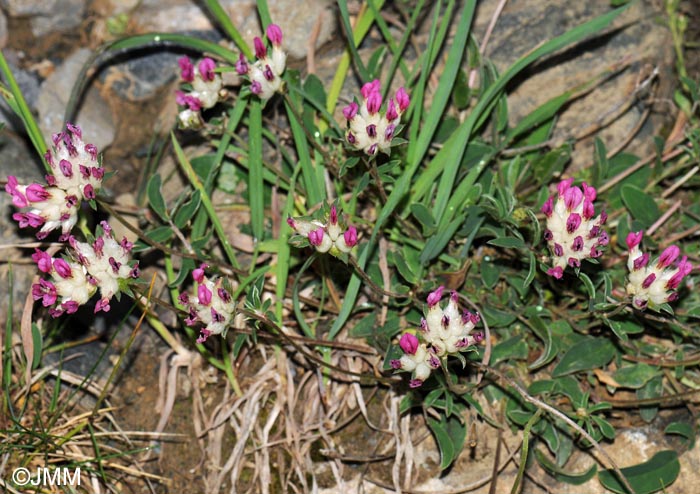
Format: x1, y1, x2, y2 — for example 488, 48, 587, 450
287, 204, 358, 257
625, 231, 693, 310
541, 179, 609, 279
179, 264, 236, 343
391, 287, 484, 387
31, 250, 94, 317
176, 56, 223, 113
343, 80, 409, 156
44, 123, 104, 202
6, 123, 104, 240
390, 332, 440, 388
237, 24, 287, 101
6, 176, 79, 240
30, 223, 138, 316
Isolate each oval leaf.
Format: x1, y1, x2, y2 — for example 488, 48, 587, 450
552, 337, 616, 377
621, 184, 660, 228
598, 450, 680, 494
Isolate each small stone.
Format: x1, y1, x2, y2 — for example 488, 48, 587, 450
0, 8, 7, 48
36, 48, 115, 151
31, 0, 86, 37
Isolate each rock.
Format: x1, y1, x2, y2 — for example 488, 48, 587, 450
101, 51, 181, 102
36, 48, 115, 151
0, 0, 56, 16
0, 8, 7, 48
130, 0, 334, 60
0, 55, 41, 130
30, 0, 86, 37
471, 0, 673, 171
1, 0, 87, 38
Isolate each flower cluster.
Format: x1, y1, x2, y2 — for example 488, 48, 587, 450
6, 123, 104, 240
179, 264, 236, 343
176, 56, 224, 128
31, 221, 139, 317
391, 287, 484, 388
287, 204, 358, 257
236, 24, 286, 101
625, 231, 693, 310
343, 79, 409, 156
541, 178, 609, 279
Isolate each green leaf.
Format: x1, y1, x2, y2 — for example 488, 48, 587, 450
487, 236, 525, 249
598, 450, 680, 494
664, 421, 695, 449
621, 184, 661, 228
638, 375, 663, 422
427, 414, 466, 470
31, 323, 42, 370
612, 363, 659, 389
534, 448, 597, 485
146, 173, 168, 222
552, 337, 616, 377
491, 335, 529, 365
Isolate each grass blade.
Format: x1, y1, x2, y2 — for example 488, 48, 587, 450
248, 98, 265, 243
0, 50, 47, 165
203, 0, 253, 58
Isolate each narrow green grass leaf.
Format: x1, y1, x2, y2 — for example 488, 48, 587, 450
171, 132, 240, 269
325, 0, 386, 117
192, 100, 248, 241
65, 33, 239, 124
428, 5, 628, 225
285, 90, 325, 205
248, 99, 265, 243
337, 0, 370, 82
256, 0, 273, 30
203, 0, 253, 58
0, 50, 47, 164
31, 324, 42, 371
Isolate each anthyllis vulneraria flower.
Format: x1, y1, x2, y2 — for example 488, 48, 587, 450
176, 56, 224, 127
391, 286, 484, 388
287, 204, 358, 256
625, 231, 693, 310
178, 264, 236, 343
6, 123, 104, 240
31, 221, 139, 316
236, 24, 286, 101
541, 178, 609, 279
343, 79, 409, 156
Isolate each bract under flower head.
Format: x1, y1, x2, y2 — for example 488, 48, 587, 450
391, 287, 484, 387
625, 231, 693, 310
541, 179, 608, 278
344, 80, 409, 156
179, 265, 237, 343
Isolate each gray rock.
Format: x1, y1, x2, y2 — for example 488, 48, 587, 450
131, 0, 334, 60
30, 0, 86, 37
1, 0, 56, 16
471, 1, 672, 171
36, 48, 115, 151
0, 57, 41, 130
